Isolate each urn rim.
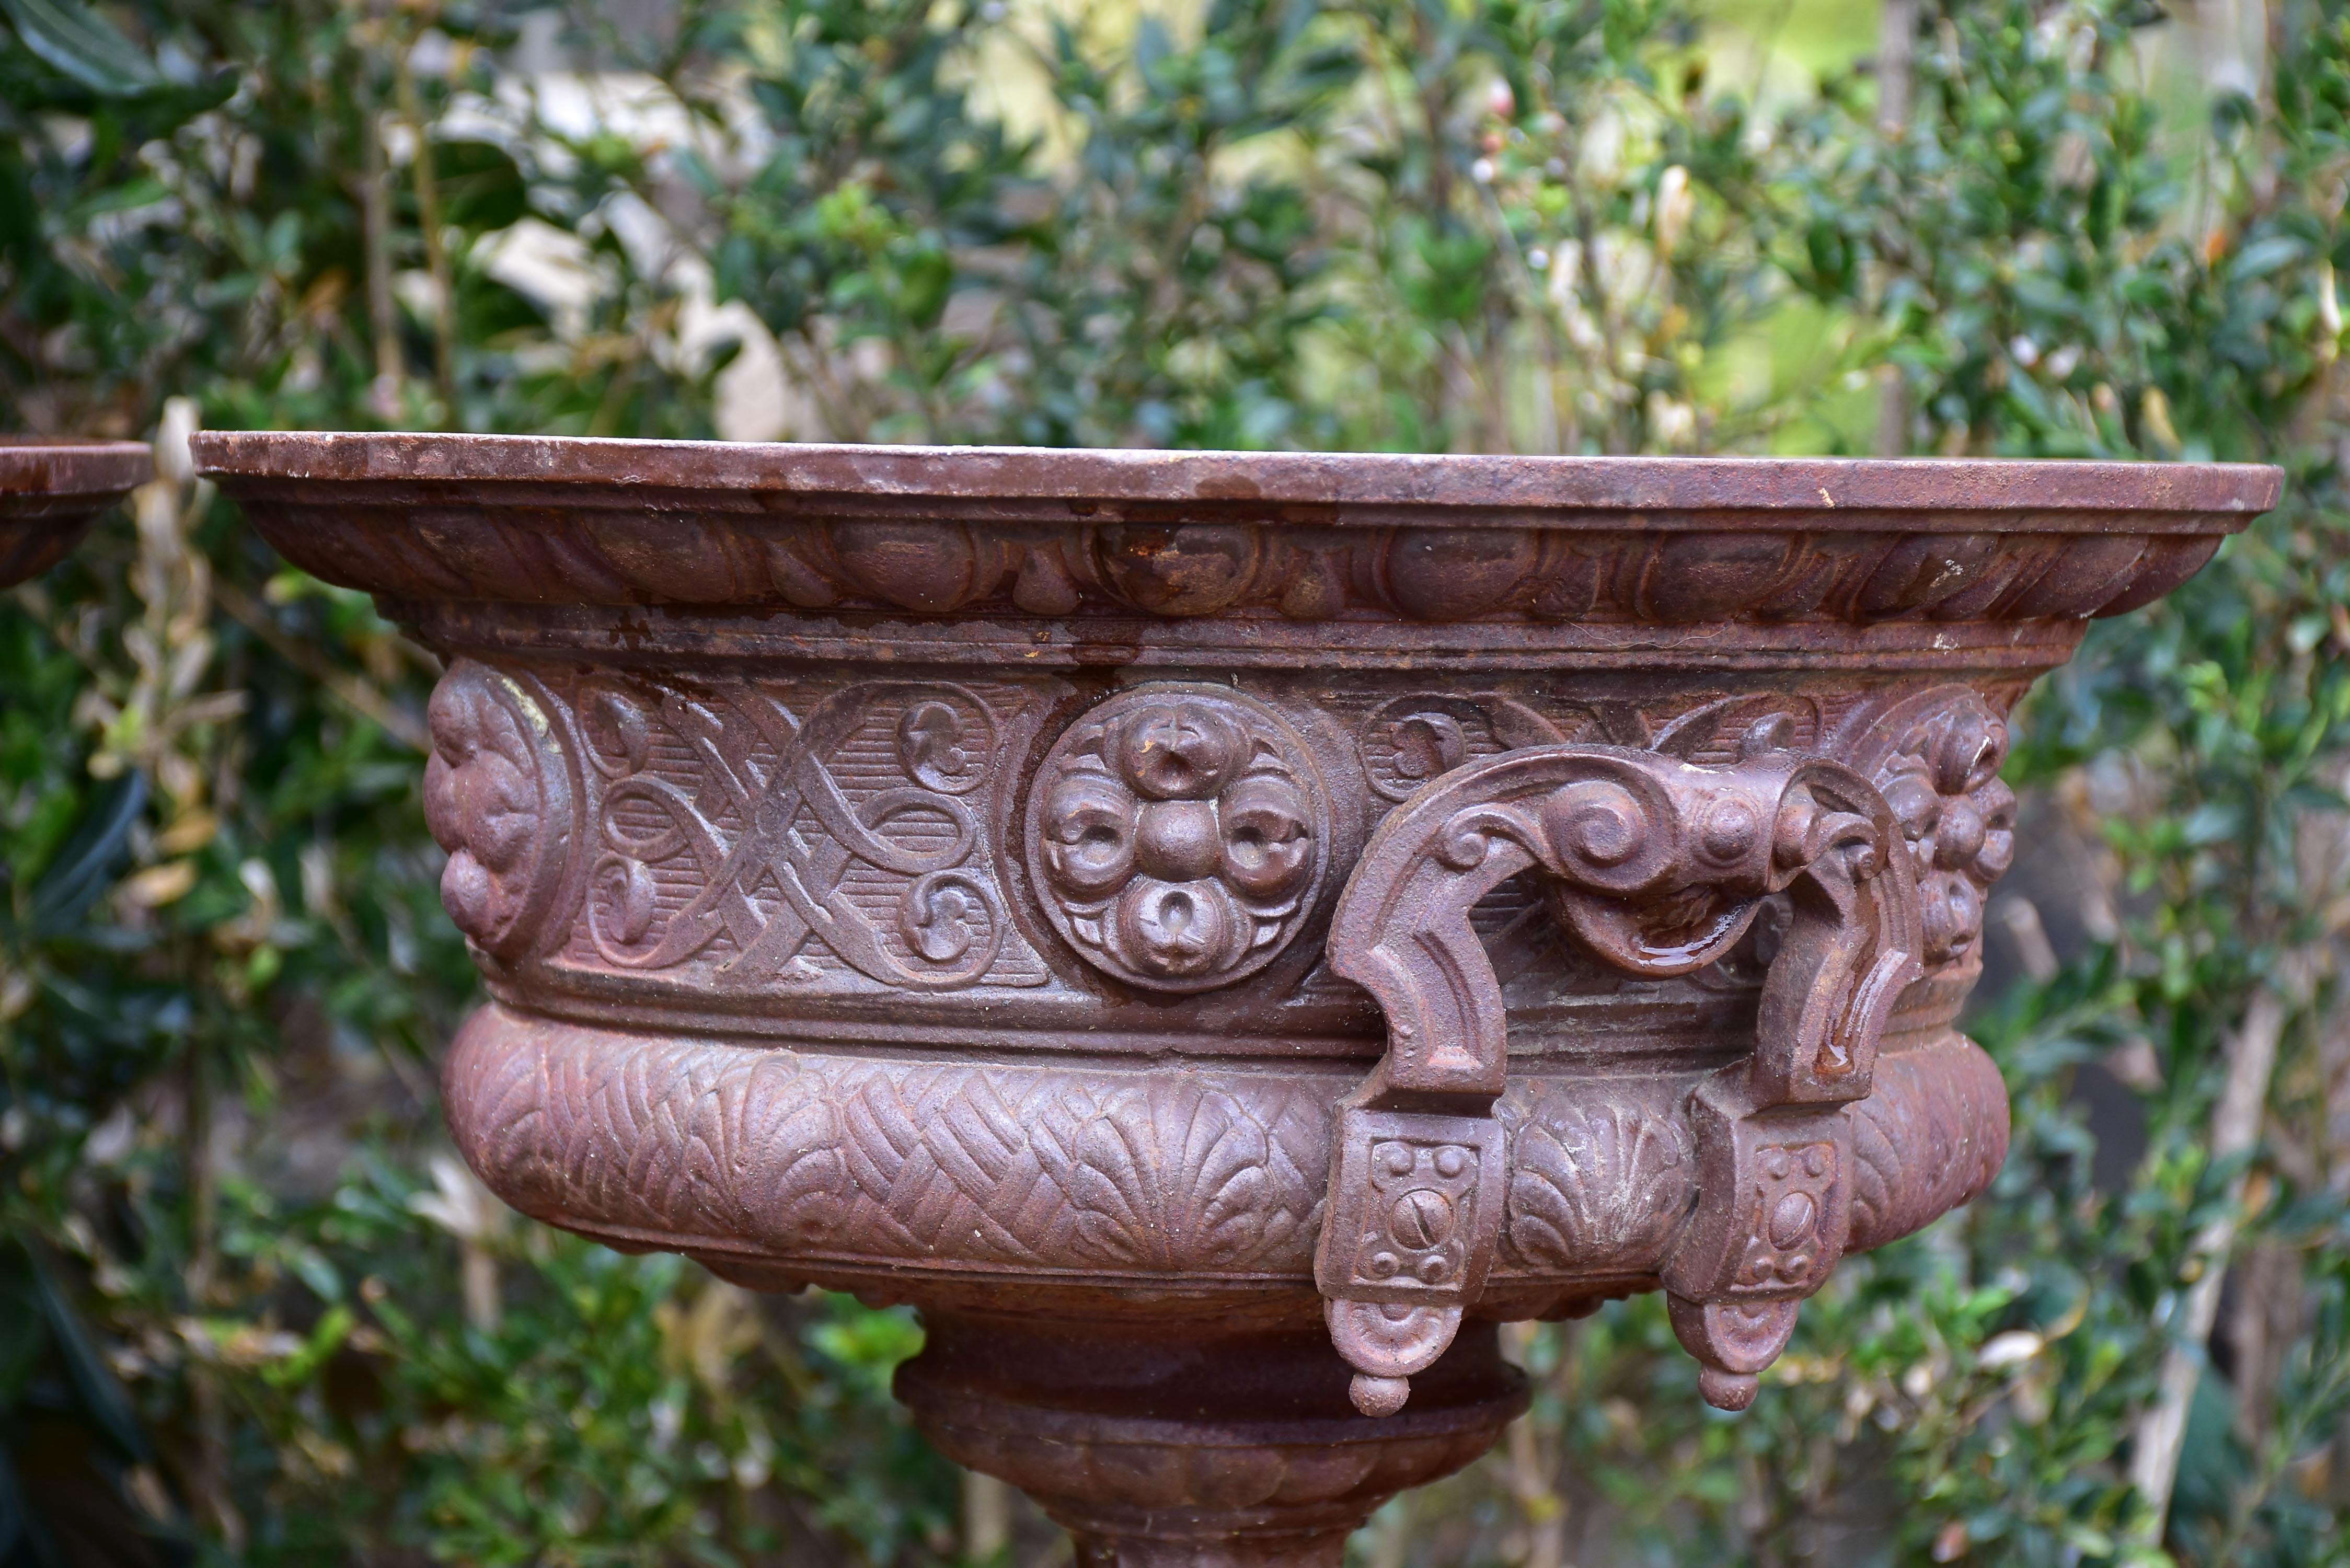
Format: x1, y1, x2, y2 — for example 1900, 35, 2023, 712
190, 429, 2279, 525
0, 435, 155, 501
0, 437, 156, 589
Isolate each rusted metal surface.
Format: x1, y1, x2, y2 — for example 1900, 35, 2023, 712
195, 431, 2278, 1567
1318, 745, 1922, 1414
185, 430, 2282, 519
0, 437, 153, 587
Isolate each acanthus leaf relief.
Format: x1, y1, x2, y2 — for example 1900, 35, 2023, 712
195, 430, 2270, 1565
1503, 1097, 1693, 1274
1029, 1078, 1320, 1272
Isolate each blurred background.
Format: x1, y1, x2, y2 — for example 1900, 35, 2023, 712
2, 0, 2346, 1563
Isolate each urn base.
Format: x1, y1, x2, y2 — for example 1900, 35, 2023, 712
896, 1311, 1526, 1567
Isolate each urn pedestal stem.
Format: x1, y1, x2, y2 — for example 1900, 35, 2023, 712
896, 1313, 1527, 1568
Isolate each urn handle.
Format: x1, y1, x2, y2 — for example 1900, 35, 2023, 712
1317, 741, 1922, 1416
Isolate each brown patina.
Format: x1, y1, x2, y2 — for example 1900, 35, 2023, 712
195, 432, 2279, 1567
0, 437, 154, 587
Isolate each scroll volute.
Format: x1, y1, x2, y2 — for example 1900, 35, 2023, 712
1316, 742, 1922, 1416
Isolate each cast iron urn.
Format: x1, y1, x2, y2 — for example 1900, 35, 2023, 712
0, 437, 154, 587
196, 434, 2278, 1567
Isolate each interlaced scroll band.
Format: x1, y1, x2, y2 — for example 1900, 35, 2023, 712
588, 681, 1006, 992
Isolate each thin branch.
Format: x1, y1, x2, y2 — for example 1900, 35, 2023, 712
962, 1471, 1011, 1562
395, 26, 459, 420
212, 579, 431, 753
1873, 0, 1918, 455
360, 75, 403, 420
2126, 959, 2306, 1543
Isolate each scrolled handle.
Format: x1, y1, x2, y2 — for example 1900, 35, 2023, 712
1315, 743, 1921, 1415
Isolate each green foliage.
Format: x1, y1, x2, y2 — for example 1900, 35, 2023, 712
3, 0, 2348, 1564
199, 1165, 950, 1566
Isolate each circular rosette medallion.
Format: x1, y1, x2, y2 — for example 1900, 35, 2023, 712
1026, 686, 1331, 992
422, 659, 577, 959
1862, 686, 2019, 971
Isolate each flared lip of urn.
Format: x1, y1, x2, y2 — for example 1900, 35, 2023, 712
192, 429, 2280, 525
0, 437, 155, 589
0, 435, 154, 506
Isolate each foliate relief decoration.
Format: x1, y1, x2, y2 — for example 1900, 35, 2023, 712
459, 1031, 850, 1257
1026, 1077, 1329, 1272
306, 498, 2231, 626
581, 677, 1014, 991
1502, 1098, 1693, 1274
840, 1067, 1328, 1273
423, 659, 577, 958
1651, 693, 1827, 765
1028, 686, 1330, 991
1847, 1039, 2012, 1251
446, 1010, 2007, 1286
445, 1016, 1329, 1278
1865, 687, 2018, 970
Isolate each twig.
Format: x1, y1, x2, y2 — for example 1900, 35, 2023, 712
2212, 1335, 2350, 1564
2125, 959, 2305, 1543
211, 579, 431, 753
1992, 896, 2059, 984
395, 26, 459, 420
1872, 0, 1917, 456
183, 1040, 244, 1549
1501, 1321, 1568, 1568
963, 1471, 1011, 1562
360, 79, 402, 420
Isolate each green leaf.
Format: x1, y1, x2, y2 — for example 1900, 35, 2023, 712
0, 0, 159, 95
260, 1305, 354, 1388
19, 1234, 153, 1466
2230, 234, 2307, 281
435, 140, 529, 234
29, 769, 145, 934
